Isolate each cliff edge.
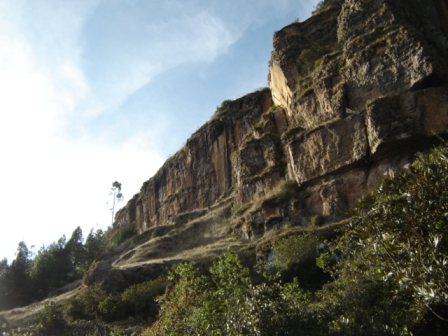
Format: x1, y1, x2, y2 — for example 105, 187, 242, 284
90, 0, 448, 289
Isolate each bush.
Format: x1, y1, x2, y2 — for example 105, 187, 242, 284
121, 277, 166, 316
37, 302, 67, 335
63, 285, 108, 322
339, 145, 448, 310
316, 279, 415, 335
144, 251, 317, 335
271, 232, 319, 271
97, 295, 125, 322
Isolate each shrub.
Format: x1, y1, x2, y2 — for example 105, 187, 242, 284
144, 251, 318, 335
121, 277, 166, 316
63, 285, 108, 322
339, 144, 448, 311
212, 100, 232, 119
316, 278, 415, 335
271, 232, 319, 272
271, 232, 330, 291
37, 301, 67, 335
97, 295, 125, 322
309, 215, 324, 228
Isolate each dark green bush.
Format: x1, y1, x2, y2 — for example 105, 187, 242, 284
339, 145, 448, 310
63, 285, 107, 322
271, 232, 318, 271
121, 277, 166, 316
37, 301, 67, 335
97, 295, 124, 322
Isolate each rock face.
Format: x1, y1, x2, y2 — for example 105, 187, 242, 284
114, 0, 448, 246
115, 90, 273, 233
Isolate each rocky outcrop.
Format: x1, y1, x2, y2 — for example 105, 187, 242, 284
115, 90, 273, 232
114, 0, 448, 248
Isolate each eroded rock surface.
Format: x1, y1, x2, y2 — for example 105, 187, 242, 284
105, 0, 448, 280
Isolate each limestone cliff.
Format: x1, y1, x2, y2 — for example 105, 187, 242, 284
102, 0, 448, 287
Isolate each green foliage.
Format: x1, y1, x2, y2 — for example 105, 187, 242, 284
316, 279, 415, 335
61, 277, 165, 324
28, 226, 89, 301
0, 242, 33, 309
339, 145, 448, 312
272, 232, 331, 291
298, 48, 322, 75
97, 295, 124, 322
65, 226, 86, 277
309, 215, 324, 228
145, 251, 318, 335
63, 285, 108, 322
0, 221, 138, 311
83, 228, 108, 269
3, 143, 448, 333
272, 232, 318, 272
121, 277, 166, 316
37, 301, 66, 335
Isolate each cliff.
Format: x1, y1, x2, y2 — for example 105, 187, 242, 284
3, 1, 448, 332
115, 0, 448, 236
90, 0, 448, 289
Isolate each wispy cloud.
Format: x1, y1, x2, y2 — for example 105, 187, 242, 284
78, 4, 238, 119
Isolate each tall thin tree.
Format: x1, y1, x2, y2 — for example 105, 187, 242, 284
107, 181, 124, 225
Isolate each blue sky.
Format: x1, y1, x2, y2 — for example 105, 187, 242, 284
0, 0, 319, 262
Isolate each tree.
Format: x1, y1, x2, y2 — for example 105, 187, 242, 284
30, 236, 73, 299
107, 181, 124, 225
65, 226, 86, 279
84, 228, 107, 267
338, 144, 448, 320
0, 258, 11, 310
2, 242, 34, 308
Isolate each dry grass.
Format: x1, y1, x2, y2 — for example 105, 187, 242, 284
112, 202, 237, 268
